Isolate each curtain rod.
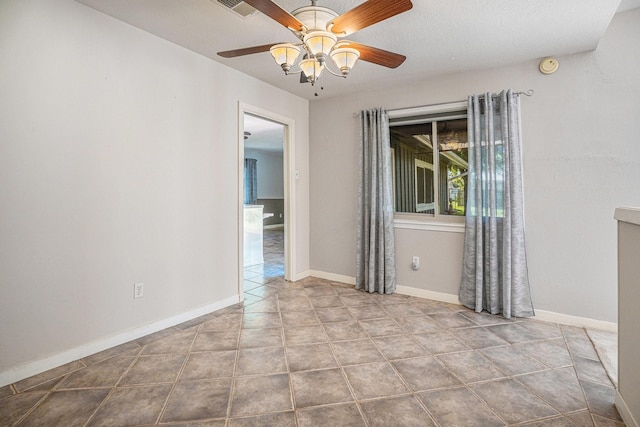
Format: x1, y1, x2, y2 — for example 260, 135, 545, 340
478, 89, 534, 98
353, 89, 534, 118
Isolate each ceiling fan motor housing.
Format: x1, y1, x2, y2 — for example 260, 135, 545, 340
291, 6, 338, 35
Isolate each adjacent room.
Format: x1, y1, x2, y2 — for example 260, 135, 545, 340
1, 0, 639, 425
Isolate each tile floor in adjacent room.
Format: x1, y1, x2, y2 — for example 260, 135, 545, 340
0, 229, 624, 426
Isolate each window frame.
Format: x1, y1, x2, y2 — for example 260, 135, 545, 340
388, 101, 468, 232
414, 158, 434, 213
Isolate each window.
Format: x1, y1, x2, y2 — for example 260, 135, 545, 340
389, 105, 468, 218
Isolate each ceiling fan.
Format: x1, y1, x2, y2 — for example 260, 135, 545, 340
217, 0, 413, 84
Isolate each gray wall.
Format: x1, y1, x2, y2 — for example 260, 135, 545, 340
309, 8, 640, 323
0, 0, 309, 376
244, 149, 285, 226
244, 148, 284, 200
258, 199, 285, 227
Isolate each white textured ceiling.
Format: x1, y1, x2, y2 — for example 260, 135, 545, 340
76, 0, 629, 102
244, 113, 284, 152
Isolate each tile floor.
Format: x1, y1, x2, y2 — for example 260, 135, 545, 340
0, 229, 624, 426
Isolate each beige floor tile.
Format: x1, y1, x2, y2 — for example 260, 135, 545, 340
323, 321, 368, 341
161, 378, 231, 422
286, 343, 338, 372
13, 360, 85, 392
332, 339, 384, 366
373, 335, 427, 360
88, 384, 171, 426
235, 347, 287, 376
239, 327, 284, 348
470, 378, 560, 424
283, 324, 328, 345
438, 350, 507, 383
392, 356, 462, 391
451, 326, 509, 349
119, 354, 186, 385
19, 389, 109, 426
141, 331, 196, 355
516, 367, 587, 413
296, 403, 365, 427
358, 317, 405, 337
315, 307, 354, 323
180, 350, 237, 380
418, 387, 505, 427
412, 330, 470, 354
0, 391, 47, 426
57, 356, 135, 389
7, 233, 618, 426
231, 374, 293, 416
228, 411, 296, 427
480, 345, 547, 376
192, 330, 240, 351
344, 362, 409, 400
360, 395, 436, 427
290, 368, 353, 408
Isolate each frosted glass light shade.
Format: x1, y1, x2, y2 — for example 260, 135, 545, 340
330, 47, 360, 75
299, 58, 324, 82
303, 31, 337, 58
270, 43, 301, 73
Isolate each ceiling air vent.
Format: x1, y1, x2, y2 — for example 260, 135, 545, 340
216, 0, 258, 18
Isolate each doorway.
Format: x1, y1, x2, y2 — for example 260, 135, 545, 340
238, 103, 296, 299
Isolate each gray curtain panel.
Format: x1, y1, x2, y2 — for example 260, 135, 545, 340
244, 158, 257, 205
459, 90, 534, 318
356, 108, 397, 294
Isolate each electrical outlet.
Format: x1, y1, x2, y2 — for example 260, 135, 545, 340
411, 256, 420, 271
134, 282, 144, 299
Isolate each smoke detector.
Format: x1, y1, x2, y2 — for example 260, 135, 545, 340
539, 57, 559, 75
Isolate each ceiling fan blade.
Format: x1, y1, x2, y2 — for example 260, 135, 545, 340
217, 43, 284, 58
243, 0, 304, 31
330, 0, 413, 36
346, 42, 406, 68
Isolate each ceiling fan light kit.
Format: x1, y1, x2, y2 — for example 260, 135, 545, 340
269, 43, 301, 73
299, 57, 325, 82
219, 0, 413, 86
330, 47, 360, 75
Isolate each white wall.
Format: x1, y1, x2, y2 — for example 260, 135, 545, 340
309, 8, 640, 324
244, 149, 284, 199
0, 0, 309, 379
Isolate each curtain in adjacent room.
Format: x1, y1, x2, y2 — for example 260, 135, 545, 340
356, 108, 397, 294
244, 158, 257, 205
459, 90, 534, 318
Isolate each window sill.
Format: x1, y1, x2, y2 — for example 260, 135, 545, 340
393, 217, 465, 233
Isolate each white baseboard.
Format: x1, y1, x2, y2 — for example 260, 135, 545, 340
395, 285, 461, 305
306, 271, 617, 331
293, 270, 311, 281
534, 309, 617, 332
304, 271, 459, 304
308, 270, 356, 285
0, 295, 240, 388
616, 390, 639, 427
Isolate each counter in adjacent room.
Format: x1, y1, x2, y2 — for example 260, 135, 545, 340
244, 205, 264, 267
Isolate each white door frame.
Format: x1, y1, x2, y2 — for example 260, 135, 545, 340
237, 102, 296, 299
